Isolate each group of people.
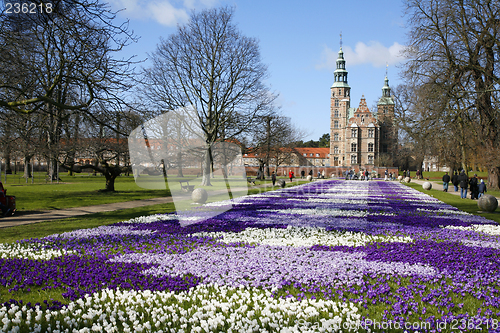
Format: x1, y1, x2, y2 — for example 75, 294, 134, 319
443, 170, 487, 199
298, 169, 326, 180
345, 169, 372, 181
401, 170, 417, 179
384, 169, 396, 181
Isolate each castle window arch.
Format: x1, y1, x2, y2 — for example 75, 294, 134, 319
334, 99, 339, 107
334, 120, 339, 128
334, 146, 339, 154
368, 143, 374, 152
334, 133, 339, 141
334, 110, 339, 117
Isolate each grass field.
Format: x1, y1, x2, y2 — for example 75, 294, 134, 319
2, 173, 304, 211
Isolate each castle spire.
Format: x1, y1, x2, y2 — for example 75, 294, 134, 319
331, 33, 349, 88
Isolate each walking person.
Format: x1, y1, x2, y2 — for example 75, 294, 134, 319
289, 170, 294, 182
469, 174, 479, 200
458, 170, 469, 199
478, 179, 487, 198
451, 171, 459, 192
301, 170, 305, 179
442, 172, 450, 192
271, 171, 276, 186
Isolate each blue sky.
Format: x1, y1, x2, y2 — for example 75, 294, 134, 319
109, 0, 408, 141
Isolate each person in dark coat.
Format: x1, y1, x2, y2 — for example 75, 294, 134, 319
442, 172, 451, 192
451, 171, 459, 192
301, 170, 305, 179
469, 174, 479, 199
478, 179, 487, 198
458, 170, 469, 199
271, 171, 276, 186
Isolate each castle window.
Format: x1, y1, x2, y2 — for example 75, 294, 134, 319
334, 133, 339, 141
334, 99, 339, 107
351, 143, 357, 152
351, 155, 357, 164
351, 128, 357, 137
316, 153, 319, 157
368, 128, 374, 138
338, 89, 342, 96
368, 155, 373, 164
334, 121, 339, 128
383, 107, 388, 114
334, 146, 339, 154
303, 153, 306, 157
334, 110, 339, 117
368, 143, 374, 152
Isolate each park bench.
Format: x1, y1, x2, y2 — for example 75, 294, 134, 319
179, 180, 195, 192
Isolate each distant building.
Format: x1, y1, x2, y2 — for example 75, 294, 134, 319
329, 46, 397, 169
242, 147, 330, 167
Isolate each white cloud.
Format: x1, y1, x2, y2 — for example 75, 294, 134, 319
148, 1, 190, 26
108, 0, 217, 26
316, 41, 405, 70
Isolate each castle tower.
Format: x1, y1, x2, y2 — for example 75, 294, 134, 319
377, 75, 396, 163
329, 46, 351, 167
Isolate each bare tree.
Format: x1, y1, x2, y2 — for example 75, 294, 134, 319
247, 115, 306, 178
403, 0, 500, 188
142, 6, 276, 186
0, 0, 137, 114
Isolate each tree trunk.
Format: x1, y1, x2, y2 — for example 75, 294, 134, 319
176, 152, 183, 177
488, 166, 500, 190
200, 149, 212, 186
5, 153, 12, 174
104, 174, 116, 192
23, 155, 32, 179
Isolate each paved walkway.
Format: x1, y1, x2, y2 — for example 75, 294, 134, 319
0, 197, 175, 229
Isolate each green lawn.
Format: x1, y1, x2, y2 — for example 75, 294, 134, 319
404, 182, 500, 224
3, 174, 169, 211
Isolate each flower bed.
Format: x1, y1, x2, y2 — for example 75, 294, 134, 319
1, 180, 500, 332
